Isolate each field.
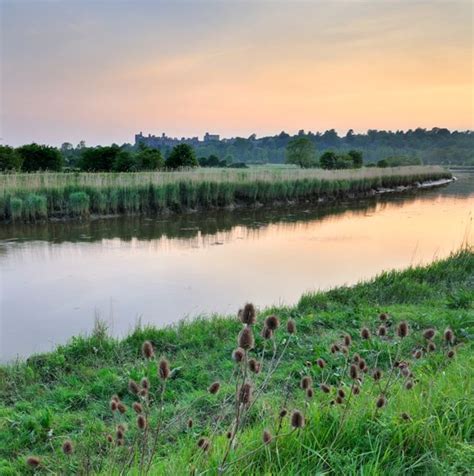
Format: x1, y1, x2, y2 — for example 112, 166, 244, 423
0, 166, 451, 222
0, 249, 472, 475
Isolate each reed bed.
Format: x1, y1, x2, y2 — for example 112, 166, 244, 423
0, 166, 451, 222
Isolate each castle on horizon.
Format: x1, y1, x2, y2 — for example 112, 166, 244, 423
135, 132, 220, 148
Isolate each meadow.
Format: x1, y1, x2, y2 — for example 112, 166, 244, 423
0, 248, 472, 475
0, 166, 451, 223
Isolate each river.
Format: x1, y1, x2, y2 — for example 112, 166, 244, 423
1, 172, 472, 361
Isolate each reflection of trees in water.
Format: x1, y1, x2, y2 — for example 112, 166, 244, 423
0, 176, 471, 248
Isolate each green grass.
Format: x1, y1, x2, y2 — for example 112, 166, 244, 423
0, 249, 472, 475
0, 166, 452, 223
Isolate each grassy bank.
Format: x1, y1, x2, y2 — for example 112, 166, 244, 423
0, 249, 472, 474
0, 166, 451, 223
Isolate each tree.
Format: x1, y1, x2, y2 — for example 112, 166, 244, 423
166, 144, 198, 169
113, 150, 138, 172
377, 159, 388, 168
285, 136, 317, 168
319, 151, 337, 169
136, 145, 164, 170
79, 145, 120, 171
17, 143, 63, 171
0, 145, 23, 171
348, 150, 363, 168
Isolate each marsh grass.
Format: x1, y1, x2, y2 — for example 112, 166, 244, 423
0, 249, 472, 475
0, 166, 451, 222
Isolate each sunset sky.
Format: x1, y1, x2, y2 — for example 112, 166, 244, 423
1, 0, 473, 146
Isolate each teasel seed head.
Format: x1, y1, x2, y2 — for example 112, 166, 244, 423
233, 347, 245, 363
337, 388, 346, 399
262, 429, 272, 445
320, 383, 331, 393
316, 358, 326, 369
447, 349, 456, 359
238, 382, 252, 405
62, 440, 73, 455
226, 431, 232, 439
128, 379, 140, 395
142, 340, 154, 359
360, 327, 371, 340
116, 427, 125, 440
106, 434, 113, 443
261, 326, 273, 340
335, 396, 344, 405
197, 437, 210, 452
330, 343, 340, 354
401, 366, 411, 378
110, 399, 118, 412
287, 319, 296, 334
306, 388, 314, 399
397, 321, 409, 338
352, 353, 361, 363
238, 327, 254, 350
139, 388, 148, 398
111, 394, 120, 402
379, 312, 389, 321
116, 438, 124, 446
208, 381, 221, 395
133, 402, 143, 414
240, 303, 256, 325
117, 402, 127, 414
427, 341, 436, 352
444, 328, 455, 345
400, 412, 411, 421
248, 358, 261, 374
352, 384, 360, 395
405, 380, 414, 390
291, 410, 305, 429
344, 334, 352, 347
423, 328, 436, 340
376, 395, 386, 408
265, 314, 280, 331
358, 359, 367, 371
140, 378, 149, 390
158, 358, 170, 380
349, 364, 358, 380
377, 325, 387, 337
413, 349, 422, 360
300, 376, 312, 390
137, 415, 147, 430
279, 408, 288, 418
373, 369, 383, 381
187, 418, 193, 429
26, 456, 41, 468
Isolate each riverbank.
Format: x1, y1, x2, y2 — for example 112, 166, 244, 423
0, 166, 451, 223
0, 249, 472, 474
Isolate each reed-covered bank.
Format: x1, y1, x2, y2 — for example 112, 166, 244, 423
0, 249, 472, 474
0, 166, 451, 223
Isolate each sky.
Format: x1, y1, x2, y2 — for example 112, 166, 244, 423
1, 0, 473, 146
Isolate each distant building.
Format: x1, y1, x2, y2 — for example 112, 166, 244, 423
204, 132, 220, 142
135, 131, 220, 148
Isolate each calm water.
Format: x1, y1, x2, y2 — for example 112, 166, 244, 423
1, 173, 473, 362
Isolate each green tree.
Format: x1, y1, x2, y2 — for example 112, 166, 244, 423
17, 143, 63, 171
136, 145, 164, 170
79, 145, 120, 171
166, 144, 198, 169
113, 150, 138, 172
348, 150, 363, 168
0, 145, 23, 171
285, 136, 317, 168
319, 151, 337, 169
377, 159, 388, 168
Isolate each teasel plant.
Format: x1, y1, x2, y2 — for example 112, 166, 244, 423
206, 303, 297, 474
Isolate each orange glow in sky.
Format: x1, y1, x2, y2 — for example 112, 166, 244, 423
1, 1, 473, 145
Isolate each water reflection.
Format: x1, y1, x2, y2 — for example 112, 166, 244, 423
0, 173, 472, 362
